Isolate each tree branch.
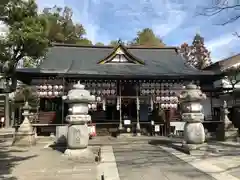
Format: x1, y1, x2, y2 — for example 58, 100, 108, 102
233, 32, 240, 37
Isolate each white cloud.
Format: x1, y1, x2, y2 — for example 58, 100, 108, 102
206, 34, 236, 51
206, 33, 240, 62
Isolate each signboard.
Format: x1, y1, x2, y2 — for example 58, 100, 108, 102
124, 120, 131, 125
154, 125, 160, 132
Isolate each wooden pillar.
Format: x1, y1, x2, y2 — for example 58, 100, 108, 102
136, 84, 141, 135
4, 94, 10, 128
118, 81, 123, 130
61, 77, 65, 124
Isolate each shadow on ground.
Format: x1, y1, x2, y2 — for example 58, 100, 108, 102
49, 143, 67, 153
113, 143, 212, 180
0, 139, 37, 180
148, 138, 240, 176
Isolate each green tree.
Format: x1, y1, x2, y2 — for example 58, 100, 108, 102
179, 34, 212, 70
95, 42, 104, 46
0, 0, 49, 91
0, 0, 9, 18
42, 6, 91, 44
76, 38, 92, 45
129, 28, 165, 47
109, 40, 122, 46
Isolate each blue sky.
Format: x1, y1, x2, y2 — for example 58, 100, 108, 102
36, 0, 240, 62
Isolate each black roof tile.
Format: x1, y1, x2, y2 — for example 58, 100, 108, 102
17, 44, 216, 78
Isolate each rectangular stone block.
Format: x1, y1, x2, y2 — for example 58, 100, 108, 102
56, 125, 68, 144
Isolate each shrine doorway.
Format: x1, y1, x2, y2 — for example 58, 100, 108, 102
121, 98, 137, 122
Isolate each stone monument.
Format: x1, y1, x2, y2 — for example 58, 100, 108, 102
216, 100, 238, 141
12, 101, 36, 146
62, 81, 95, 161
179, 83, 206, 146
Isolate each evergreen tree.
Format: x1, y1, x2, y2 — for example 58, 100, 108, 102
0, 0, 49, 91
129, 28, 165, 47
180, 34, 211, 70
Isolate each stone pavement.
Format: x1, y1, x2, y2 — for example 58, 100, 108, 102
1, 135, 240, 180
0, 139, 98, 180
112, 142, 214, 180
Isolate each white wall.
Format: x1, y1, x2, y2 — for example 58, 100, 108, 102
214, 78, 240, 89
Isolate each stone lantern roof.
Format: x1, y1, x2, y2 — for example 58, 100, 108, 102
63, 81, 95, 104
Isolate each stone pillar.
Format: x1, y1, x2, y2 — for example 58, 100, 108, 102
63, 81, 95, 161
179, 83, 206, 144
12, 102, 36, 146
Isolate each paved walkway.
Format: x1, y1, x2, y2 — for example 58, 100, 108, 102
113, 143, 214, 180
1, 135, 240, 180
0, 139, 98, 180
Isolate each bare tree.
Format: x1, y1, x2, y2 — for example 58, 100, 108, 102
198, 0, 240, 36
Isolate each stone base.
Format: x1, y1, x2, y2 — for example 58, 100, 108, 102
216, 125, 239, 141
118, 133, 133, 138
135, 128, 141, 136
64, 148, 96, 162
12, 133, 36, 147
225, 128, 238, 141
184, 122, 205, 144
171, 142, 208, 155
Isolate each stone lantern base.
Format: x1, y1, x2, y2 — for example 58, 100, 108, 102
12, 119, 36, 146
216, 123, 238, 141
184, 122, 205, 144
64, 148, 96, 162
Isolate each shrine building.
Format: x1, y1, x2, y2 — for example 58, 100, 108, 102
16, 43, 219, 136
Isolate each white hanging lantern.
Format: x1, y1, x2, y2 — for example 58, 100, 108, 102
59, 85, 63, 89
54, 85, 59, 89
166, 104, 170, 109
54, 91, 59, 96
165, 96, 170, 101
111, 89, 115, 95
111, 82, 115, 87
48, 91, 53, 96
156, 96, 161, 101
160, 104, 165, 109
92, 103, 97, 109
96, 96, 101, 102
43, 91, 47, 96
48, 85, 52, 90
43, 85, 47, 90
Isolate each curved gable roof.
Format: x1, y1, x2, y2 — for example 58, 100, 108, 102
18, 43, 216, 79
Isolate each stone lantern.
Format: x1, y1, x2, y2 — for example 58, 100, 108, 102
62, 81, 95, 160
179, 83, 206, 144
12, 101, 36, 146
216, 100, 238, 141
